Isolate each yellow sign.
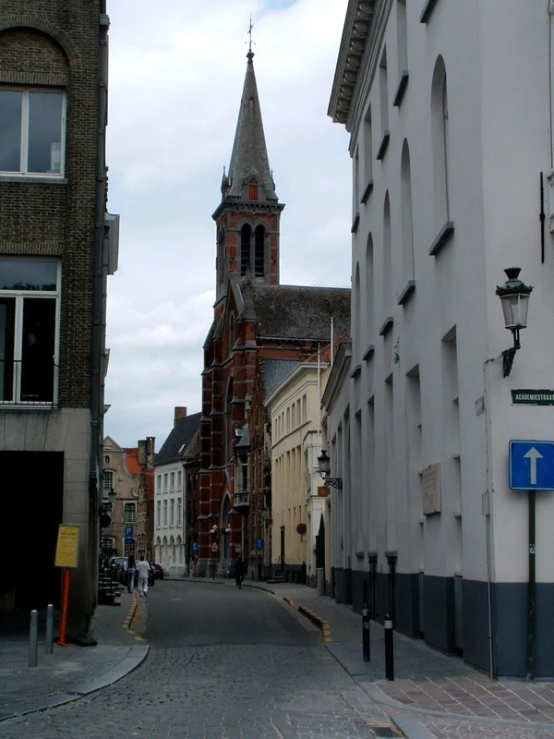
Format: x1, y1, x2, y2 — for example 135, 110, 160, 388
55, 525, 80, 568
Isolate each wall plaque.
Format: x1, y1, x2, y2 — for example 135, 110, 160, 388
422, 463, 441, 515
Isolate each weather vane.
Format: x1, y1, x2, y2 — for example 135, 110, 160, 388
247, 14, 255, 54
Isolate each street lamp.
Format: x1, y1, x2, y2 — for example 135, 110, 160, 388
99, 487, 116, 528
496, 268, 533, 377
317, 450, 343, 489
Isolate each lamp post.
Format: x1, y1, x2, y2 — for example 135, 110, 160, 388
496, 268, 533, 377
317, 450, 343, 489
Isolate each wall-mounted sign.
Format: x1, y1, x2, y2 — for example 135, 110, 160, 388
512, 389, 554, 406
296, 523, 307, 536
422, 463, 441, 515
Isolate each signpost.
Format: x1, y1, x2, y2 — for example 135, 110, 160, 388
509, 440, 554, 680
54, 525, 79, 647
255, 539, 264, 550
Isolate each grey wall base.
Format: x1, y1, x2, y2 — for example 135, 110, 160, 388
331, 568, 554, 678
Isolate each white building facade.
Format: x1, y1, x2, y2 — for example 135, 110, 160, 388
328, 0, 554, 677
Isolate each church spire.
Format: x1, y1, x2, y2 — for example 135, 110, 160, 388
224, 46, 277, 202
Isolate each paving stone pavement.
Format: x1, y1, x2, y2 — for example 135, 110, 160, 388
2, 644, 394, 738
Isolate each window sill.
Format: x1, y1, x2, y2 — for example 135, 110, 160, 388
376, 131, 390, 161
393, 71, 409, 107
420, 0, 439, 23
363, 344, 375, 361
429, 221, 455, 256
397, 279, 416, 306
0, 402, 56, 409
351, 213, 360, 234
0, 174, 67, 184
360, 180, 374, 204
379, 316, 394, 337
350, 364, 362, 379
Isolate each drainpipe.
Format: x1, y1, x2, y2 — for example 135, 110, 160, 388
90, 15, 110, 543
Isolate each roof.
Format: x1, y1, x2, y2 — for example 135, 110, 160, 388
263, 359, 300, 397
123, 448, 141, 475
155, 412, 202, 466
248, 284, 351, 340
303, 331, 351, 364
224, 51, 277, 201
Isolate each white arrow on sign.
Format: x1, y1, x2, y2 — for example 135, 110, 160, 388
524, 447, 544, 485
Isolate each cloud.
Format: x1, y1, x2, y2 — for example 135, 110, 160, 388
104, 0, 352, 447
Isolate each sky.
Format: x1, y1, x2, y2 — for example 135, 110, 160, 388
104, 0, 352, 449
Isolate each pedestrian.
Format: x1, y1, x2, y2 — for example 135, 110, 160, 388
127, 554, 136, 593
234, 556, 246, 589
136, 556, 151, 597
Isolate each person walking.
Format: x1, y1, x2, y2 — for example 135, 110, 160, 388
234, 556, 246, 589
127, 554, 136, 593
136, 556, 150, 597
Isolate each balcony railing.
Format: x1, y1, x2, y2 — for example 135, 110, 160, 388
0, 358, 57, 406
234, 492, 250, 508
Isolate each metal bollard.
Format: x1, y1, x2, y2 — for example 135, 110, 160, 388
45, 604, 54, 654
362, 601, 370, 662
29, 609, 38, 667
384, 614, 394, 681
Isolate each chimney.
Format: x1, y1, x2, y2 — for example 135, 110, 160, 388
174, 406, 187, 426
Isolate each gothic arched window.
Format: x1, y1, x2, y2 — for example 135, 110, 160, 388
240, 224, 251, 276
254, 225, 265, 277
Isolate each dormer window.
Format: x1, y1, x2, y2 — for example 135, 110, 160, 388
249, 178, 259, 200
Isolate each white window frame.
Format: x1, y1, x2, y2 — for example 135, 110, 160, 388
170, 498, 175, 527
0, 259, 61, 406
177, 498, 182, 526
0, 89, 67, 178
156, 500, 161, 529
124, 502, 136, 523
163, 499, 168, 526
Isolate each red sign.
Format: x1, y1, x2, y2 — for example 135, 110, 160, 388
296, 523, 307, 536
211, 542, 219, 552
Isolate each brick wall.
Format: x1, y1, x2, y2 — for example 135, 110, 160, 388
0, 1, 103, 408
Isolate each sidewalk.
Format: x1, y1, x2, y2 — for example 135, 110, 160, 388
0, 591, 148, 723
235, 579, 554, 738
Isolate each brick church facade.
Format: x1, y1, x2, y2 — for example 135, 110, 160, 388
198, 49, 350, 579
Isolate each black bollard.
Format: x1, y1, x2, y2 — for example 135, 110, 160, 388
362, 601, 370, 661
384, 614, 394, 680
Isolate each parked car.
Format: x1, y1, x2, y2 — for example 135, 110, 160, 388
151, 563, 164, 580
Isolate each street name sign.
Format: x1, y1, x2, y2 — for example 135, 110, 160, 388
512, 389, 554, 405
509, 440, 554, 491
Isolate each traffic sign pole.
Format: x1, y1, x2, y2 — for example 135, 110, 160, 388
527, 490, 536, 681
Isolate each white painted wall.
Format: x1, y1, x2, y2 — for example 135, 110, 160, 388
333, 0, 554, 590
153, 460, 185, 575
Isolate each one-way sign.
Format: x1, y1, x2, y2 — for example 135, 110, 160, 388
509, 440, 554, 491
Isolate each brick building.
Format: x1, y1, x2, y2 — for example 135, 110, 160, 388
199, 49, 350, 578
0, 1, 118, 634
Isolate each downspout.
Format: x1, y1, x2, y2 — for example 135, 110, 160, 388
90, 15, 110, 526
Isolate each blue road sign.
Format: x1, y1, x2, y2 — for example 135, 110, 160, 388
255, 538, 264, 550
509, 440, 554, 491
124, 526, 134, 541
192, 542, 199, 553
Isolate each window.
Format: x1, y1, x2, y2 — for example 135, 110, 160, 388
379, 49, 389, 135
170, 472, 175, 489
0, 259, 59, 404
302, 395, 307, 423
241, 224, 251, 276
431, 56, 450, 228
363, 107, 372, 188
124, 503, 136, 523
156, 500, 161, 527
157, 474, 161, 492
163, 473, 168, 491
177, 498, 182, 526
101, 537, 114, 551
102, 470, 114, 493
170, 499, 175, 527
177, 470, 182, 489
0, 89, 65, 176
163, 500, 168, 526
254, 226, 265, 276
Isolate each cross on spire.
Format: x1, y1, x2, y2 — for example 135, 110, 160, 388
247, 15, 255, 58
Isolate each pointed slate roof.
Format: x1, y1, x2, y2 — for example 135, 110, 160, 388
155, 412, 202, 466
225, 51, 277, 201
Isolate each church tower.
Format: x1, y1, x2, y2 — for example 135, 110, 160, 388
212, 47, 285, 309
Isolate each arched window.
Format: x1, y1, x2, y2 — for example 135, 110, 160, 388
254, 225, 265, 276
225, 379, 233, 461
401, 140, 414, 283
240, 224, 251, 276
249, 178, 259, 200
229, 315, 235, 353
383, 192, 392, 312
365, 234, 374, 341
431, 56, 450, 228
